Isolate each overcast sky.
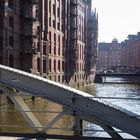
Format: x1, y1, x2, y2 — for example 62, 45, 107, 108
92, 0, 140, 43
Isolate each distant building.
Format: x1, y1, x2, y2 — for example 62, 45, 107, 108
121, 32, 140, 68
97, 39, 121, 71
97, 33, 140, 72
0, 0, 98, 87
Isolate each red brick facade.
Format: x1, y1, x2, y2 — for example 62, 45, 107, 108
97, 39, 121, 71
0, 0, 98, 86
121, 33, 140, 67
97, 33, 140, 72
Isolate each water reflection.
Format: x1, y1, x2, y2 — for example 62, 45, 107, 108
94, 83, 140, 115
83, 78, 140, 138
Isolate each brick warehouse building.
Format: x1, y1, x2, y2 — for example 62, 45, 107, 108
97, 33, 140, 72
121, 33, 140, 68
97, 39, 121, 71
0, 0, 98, 87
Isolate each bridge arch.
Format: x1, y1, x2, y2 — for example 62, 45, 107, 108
100, 65, 140, 74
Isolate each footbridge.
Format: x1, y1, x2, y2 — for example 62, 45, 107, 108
0, 65, 140, 139
95, 66, 140, 83
100, 65, 140, 74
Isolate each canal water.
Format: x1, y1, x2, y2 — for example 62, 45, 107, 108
0, 77, 140, 138
82, 81, 140, 138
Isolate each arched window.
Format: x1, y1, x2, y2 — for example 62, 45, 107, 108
43, 59, 46, 73
54, 33, 56, 55
54, 59, 56, 72
49, 32, 51, 54
58, 60, 60, 72
62, 61, 64, 72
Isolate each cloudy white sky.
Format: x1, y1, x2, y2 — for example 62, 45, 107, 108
92, 0, 140, 42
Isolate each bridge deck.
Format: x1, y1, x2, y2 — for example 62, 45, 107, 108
96, 73, 140, 77
0, 65, 140, 138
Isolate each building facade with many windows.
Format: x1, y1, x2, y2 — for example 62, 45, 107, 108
121, 33, 140, 68
0, 0, 98, 87
97, 33, 140, 72
97, 39, 121, 71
